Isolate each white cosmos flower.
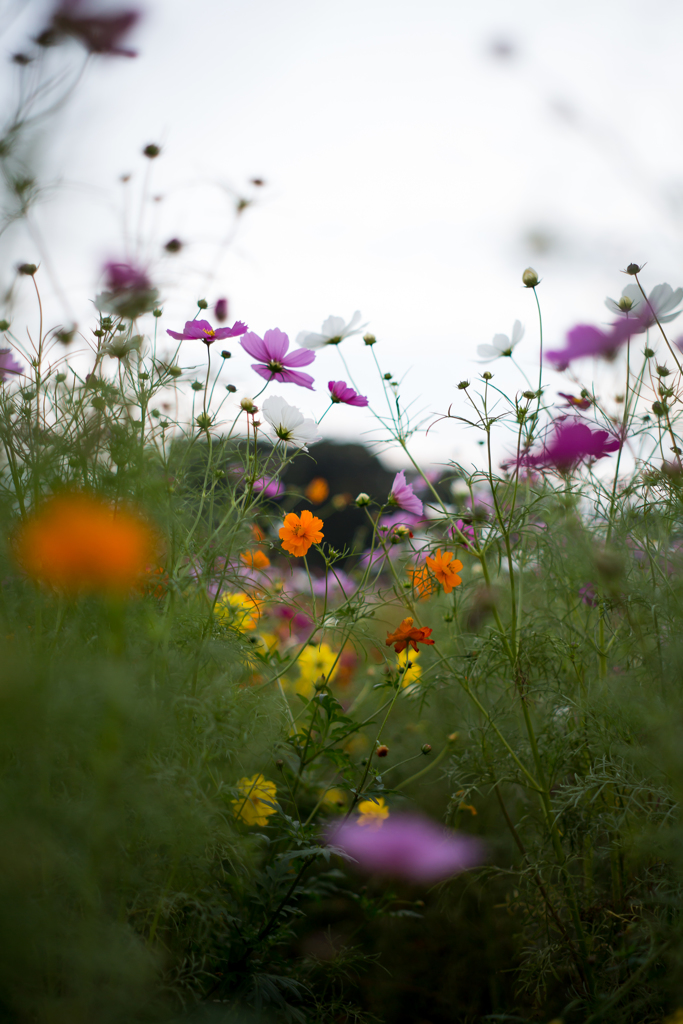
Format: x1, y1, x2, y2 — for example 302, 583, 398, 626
476, 320, 524, 362
262, 395, 321, 451
605, 283, 683, 324
296, 311, 368, 350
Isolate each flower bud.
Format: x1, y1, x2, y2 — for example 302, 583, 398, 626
167, 365, 182, 379
226, 384, 237, 393
617, 296, 633, 311
355, 492, 371, 506
143, 143, 161, 159
625, 263, 643, 275
197, 298, 208, 310
18, 263, 37, 276
221, 350, 231, 359
240, 397, 257, 412
0, 320, 9, 332
275, 759, 284, 770
657, 365, 670, 377
421, 743, 432, 755
448, 732, 459, 743
55, 372, 67, 383
215, 298, 228, 323
522, 390, 537, 400
457, 380, 470, 390
383, 372, 393, 380
376, 745, 389, 757
164, 238, 182, 253
644, 348, 655, 358
152, 308, 163, 317
522, 267, 539, 288
652, 401, 667, 417
363, 332, 377, 346
482, 371, 493, 380
191, 381, 204, 391
196, 413, 212, 429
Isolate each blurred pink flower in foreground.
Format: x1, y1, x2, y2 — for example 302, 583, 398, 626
0, 350, 23, 379
546, 317, 642, 370
388, 471, 423, 516
517, 420, 621, 473
214, 298, 229, 323
96, 261, 158, 319
49, 1, 141, 56
328, 813, 484, 883
241, 329, 316, 390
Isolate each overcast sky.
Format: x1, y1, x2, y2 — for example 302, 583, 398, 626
3, 0, 683, 470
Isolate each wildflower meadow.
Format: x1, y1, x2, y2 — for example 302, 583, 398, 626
3, 7, 683, 1024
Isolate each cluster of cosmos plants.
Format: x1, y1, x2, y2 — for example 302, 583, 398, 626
5, 248, 683, 1024
6, 6, 683, 1024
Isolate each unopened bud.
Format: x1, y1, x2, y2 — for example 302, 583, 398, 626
421, 743, 432, 755
457, 380, 470, 390
355, 492, 371, 506
18, 263, 37, 276
226, 384, 237, 393
617, 296, 633, 311
363, 332, 377, 346
143, 143, 161, 159
383, 372, 393, 380
240, 397, 257, 412
191, 381, 204, 391
625, 263, 642, 276
197, 298, 208, 310
644, 348, 655, 358
152, 308, 163, 318
652, 401, 667, 417
221, 350, 231, 359
167, 365, 182, 379
0, 320, 9, 332
657, 365, 670, 377
164, 238, 182, 253
522, 267, 539, 288
447, 732, 459, 743
482, 371, 493, 380
275, 759, 284, 770
196, 413, 212, 429
522, 390, 537, 400
376, 745, 389, 758
55, 372, 67, 383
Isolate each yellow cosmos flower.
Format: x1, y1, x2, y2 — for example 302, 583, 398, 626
321, 787, 347, 811
232, 774, 278, 826
296, 642, 339, 697
398, 648, 422, 688
215, 592, 261, 630
357, 797, 389, 829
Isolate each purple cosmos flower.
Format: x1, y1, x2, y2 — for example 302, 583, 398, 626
521, 420, 622, 472
388, 470, 423, 516
251, 475, 284, 498
558, 392, 591, 411
328, 813, 483, 883
310, 569, 356, 597
167, 319, 248, 347
215, 297, 228, 323
450, 519, 475, 545
0, 349, 23, 380
49, 1, 141, 56
379, 510, 423, 531
240, 329, 316, 390
579, 584, 598, 607
328, 380, 369, 406
546, 317, 643, 370
95, 261, 158, 319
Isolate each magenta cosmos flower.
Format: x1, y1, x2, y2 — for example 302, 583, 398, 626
167, 319, 247, 347
328, 813, 483, 883
240, 329, 315, 390
0, 350, 22, 379
96, 261, 158, 319
522, 420, 621, 472
546, 316, 643, 370
49, 1, 141, 56
328, 380, 369, 406
388, 470, 423, 516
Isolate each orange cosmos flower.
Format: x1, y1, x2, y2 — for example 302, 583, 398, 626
425, 549, 463, 594
305, 477, 330, 504
240, 549, 271, 569
16, 493, 156, 595
407, 564, 436, 598
279, 509, 324, 557
385, 616, 435, 654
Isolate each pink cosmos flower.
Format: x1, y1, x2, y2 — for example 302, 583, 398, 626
520, 420, 621, 473
558, 392, 591, 411
49, 1, 141, 56
450, 519, 475, 545
167, 319, 247, 347
328, 813, 483, 883
0, 349, 23, 379
240, 329, 316, 390
388, 471, 423, 516
96, 261, 158, 319
251, 475, 284, 498
546, 316, 643, 370
215, 298, 228, 323
328, 380, 369, 406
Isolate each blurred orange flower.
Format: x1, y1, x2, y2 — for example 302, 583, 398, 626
385, 616, 434, 654
241, 550, 271, 569
16, 493, 155, 595
279, 509, 324, 557
425, 549, 463, 594
305, 477, 329, 504
407, 564, 436, 598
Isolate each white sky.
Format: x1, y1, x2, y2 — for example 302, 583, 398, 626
3, 0, 683, 471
